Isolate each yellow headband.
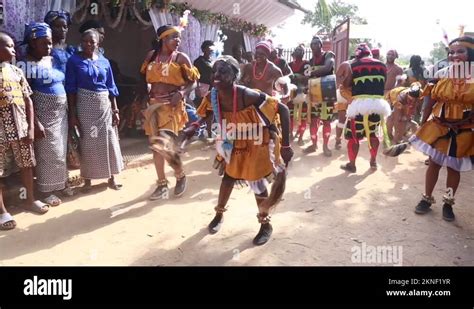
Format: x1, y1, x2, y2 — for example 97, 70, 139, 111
450, 41, 474, 50
158, 27, 180, 40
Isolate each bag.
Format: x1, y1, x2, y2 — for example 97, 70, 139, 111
66, 127, 81, 169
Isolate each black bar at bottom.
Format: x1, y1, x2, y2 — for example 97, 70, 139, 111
0, 267, 472, 306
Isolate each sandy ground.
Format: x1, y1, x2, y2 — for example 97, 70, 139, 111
1, 132, 473, 266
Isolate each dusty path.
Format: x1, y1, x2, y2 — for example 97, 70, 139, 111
1, 136, 473, 266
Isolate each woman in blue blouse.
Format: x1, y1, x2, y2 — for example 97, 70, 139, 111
44, 10, 80, 170
23, 22, 69, 206
44, 10, 76, 74
66, 29, 123, 191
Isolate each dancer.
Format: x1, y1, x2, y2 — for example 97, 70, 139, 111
241, 40, 288, 97
140, 22, 200, 200
288, 45, 310, 145
304, 35, 335, 156
334, 59, 354, 150
384, 49, 403, 96
340, 43, 391, 172
385, 82, 423, 144
410, 36, 473, 221
188, 56, 293, 245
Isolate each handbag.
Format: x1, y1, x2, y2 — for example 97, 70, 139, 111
66, 127, 81, 169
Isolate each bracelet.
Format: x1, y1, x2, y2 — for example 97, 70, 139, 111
112, 109, 120, 114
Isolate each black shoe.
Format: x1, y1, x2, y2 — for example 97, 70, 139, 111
208, 213, 223, 234
253, 223, 273, 246
340, 163, 356, 173
323, 147, 332, 157
370, 160, 378, 170
442, 204, 455, 221
174, 175, 187, 197
303, 144, 317, 154
414, 199, 432, 214
335, 140, 342, 150
149, 185, 169, 201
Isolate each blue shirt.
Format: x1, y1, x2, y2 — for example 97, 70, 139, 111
24, 57, 66, 95
51, 45, 77, 74
65, 53, 119, 96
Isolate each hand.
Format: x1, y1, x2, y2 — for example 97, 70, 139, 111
112, 112, 120, 126
34, 121, 46, 139
69, 115, 80, 130
281, 146, 294, 166
281, 96, 290, 104
24, 128, 35, 144
195, 87, 202, 99
171, 91, 184, 107
182, 123, 199, 139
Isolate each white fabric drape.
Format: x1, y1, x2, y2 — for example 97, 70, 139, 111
49, 0, 77, 14
148, 7, 174, 31
148, 8, 221, 63
200, 22, 219, 42
178, 14, 201, 63
243, 33, 262, 52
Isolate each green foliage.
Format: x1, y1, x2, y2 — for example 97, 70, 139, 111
430, 41, 448, 63
302, 0, 367, 35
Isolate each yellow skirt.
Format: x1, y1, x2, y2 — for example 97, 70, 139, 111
409, 118, 473, 171
143, 99, 188, 136
224, 128, 282, 181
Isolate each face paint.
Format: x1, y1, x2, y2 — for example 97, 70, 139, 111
212, 61, 236, 88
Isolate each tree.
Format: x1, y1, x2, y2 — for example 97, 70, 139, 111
302, 0, 367, 36
430, 41, 448, 64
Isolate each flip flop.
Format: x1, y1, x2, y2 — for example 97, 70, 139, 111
22, 200, 50, 214
0, 212, 16, 231
44, 194, 62, 207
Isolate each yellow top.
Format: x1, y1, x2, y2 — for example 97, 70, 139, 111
140, 56, 200, 86
430, 78, 474, 121
0, 63, 32, 108
196, 95, 213, 118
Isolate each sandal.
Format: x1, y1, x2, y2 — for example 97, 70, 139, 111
44, 194, 62, 207
108, 179, 123, 191
22, 200, 49, 215
0, 212, 17, 231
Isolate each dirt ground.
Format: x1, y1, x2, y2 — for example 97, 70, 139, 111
1, 132, 473, 266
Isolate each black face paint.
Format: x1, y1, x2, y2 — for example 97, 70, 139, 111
212, 61, 237, 87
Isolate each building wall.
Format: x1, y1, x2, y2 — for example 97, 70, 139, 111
68, 21, 156, 81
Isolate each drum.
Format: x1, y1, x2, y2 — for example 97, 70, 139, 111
308, 74, 337, 106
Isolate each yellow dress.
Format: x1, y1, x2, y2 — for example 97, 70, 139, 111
410, 78, 473, 171
199, 93, 282, 182
140, 54, 200, 136
196, 95, 213, 118
224, 97, 282, 181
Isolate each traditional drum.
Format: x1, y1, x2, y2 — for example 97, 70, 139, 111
307, 74, 337, 106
